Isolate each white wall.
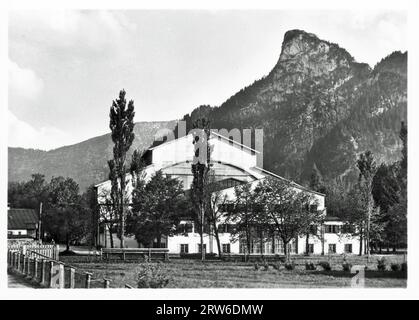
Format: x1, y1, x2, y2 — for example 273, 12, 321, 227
8, 229, 27, 236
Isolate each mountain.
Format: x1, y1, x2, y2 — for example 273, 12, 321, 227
8, 121, 177, 190
8, 29, 407, 190
183, 30, 407, 186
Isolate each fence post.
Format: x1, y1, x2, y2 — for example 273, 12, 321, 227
22, 245, 27, 255
58, 263, 65, 289
85, 273, 92, 288
103, 278, 110, 288
69, 267, 75, 289
33, 258, 38, 281
26, 257, 31, 277
41, 260, 46, 285
16, 252, 20, 271
23, 255, 27, 275
55, 245, 60, 260
148, 248, 152, 261
49, 261, 55, 288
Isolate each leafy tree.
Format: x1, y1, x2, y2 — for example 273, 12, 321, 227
8, 174, 48, 209
356, 150, 377, 256
309, 163, 326, 194
108, 89, 135, 248
190, 117, 212, 260
43, 176, 89, 251
81, 185, 100, 247
225, 182, 259, 260
372, 163, 400, 213
131, 171, 185, 247
323, 178, 348, 219
306, 163, 326, 254
255, 178, 322, 261
205, 174, 229, 258
130, 149, 146, 188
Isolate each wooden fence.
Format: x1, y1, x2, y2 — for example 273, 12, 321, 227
8, 243, 59, 260
7, 249, 120, 289
101, 247, 169, 261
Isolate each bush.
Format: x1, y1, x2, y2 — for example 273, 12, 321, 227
284, 261, 295, 270
377, 257, 386, 271
401, 262, 407, 273
262, 261, 269, 271
137, 262, 170, 288
391, 263, 401, 272
305, 262, 316, 270
318, 261, 332, 271
342, 263, 352, 272
272, 262, 281, 270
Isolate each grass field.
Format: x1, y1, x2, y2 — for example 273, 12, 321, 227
62, 255, 407, 288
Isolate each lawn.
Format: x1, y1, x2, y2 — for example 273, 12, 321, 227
62, 255, 407, 288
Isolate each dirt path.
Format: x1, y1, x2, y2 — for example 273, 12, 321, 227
8, 273, 38, 288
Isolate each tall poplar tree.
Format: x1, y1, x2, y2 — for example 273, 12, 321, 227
108, 89, 135, 248
357, 150, 377, 256
190, 118, 212, 261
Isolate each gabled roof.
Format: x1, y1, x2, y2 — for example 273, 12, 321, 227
252, 167, 326, 196
147, 131, 260, 154
323, 216, 342, 222
8, 209, 38, 230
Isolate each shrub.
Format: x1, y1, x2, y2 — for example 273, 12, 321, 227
305, 262, 316, 270
342, 263, 352, 272
318, 261, 332, 271
137, 262, 170, 288
262, 261, 269, 271
391, 263, 401, 272
377, 257, 386, 271
284, 261, 295, 270
272, 262, 281, 270
401, 262, 407, 273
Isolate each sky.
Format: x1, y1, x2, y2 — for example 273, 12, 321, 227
8, 10, 407, 151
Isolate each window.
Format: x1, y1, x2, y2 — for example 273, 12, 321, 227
309, 204, 318, 212
309, 225, 318, 235
308, 244, 314, 254
178, 223, 193, 234
180, 244, 189, 254
328, 244, 336, 254
222, 244, 231, 254
217, 224, 234, 234
342, 224, 355, 234
325, 225, 340, 234
198, 244, 206, 253
344, 244, 353, 253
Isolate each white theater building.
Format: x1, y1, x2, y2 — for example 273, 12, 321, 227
95, 131, 360, 256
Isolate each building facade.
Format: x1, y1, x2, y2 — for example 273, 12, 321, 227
95, 132, 360, 255
8, 208, 39, 241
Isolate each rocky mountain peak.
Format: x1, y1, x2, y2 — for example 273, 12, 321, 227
277, 29, 356, 75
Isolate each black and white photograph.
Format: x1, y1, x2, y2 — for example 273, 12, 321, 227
1, 0, 417, 303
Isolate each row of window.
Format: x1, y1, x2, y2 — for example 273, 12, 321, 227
176, 223, 355, 235
180, 243, 231, 254
179, 243, 353, 254
217, 204, 319, 213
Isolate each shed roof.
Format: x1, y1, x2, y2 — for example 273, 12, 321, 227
8, 209, 38, 230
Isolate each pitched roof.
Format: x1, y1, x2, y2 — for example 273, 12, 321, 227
323, 216, 342, 222
8, 209, 38, 230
